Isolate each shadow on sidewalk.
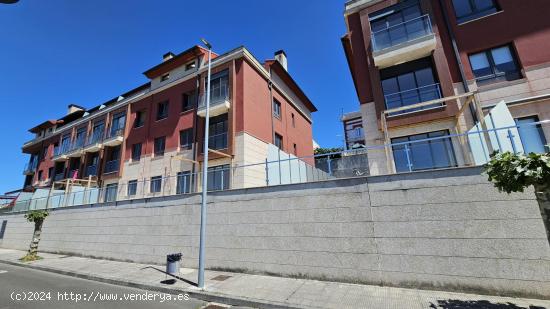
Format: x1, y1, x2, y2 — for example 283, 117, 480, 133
140, 266, 197, 287
430, 299, 546, 309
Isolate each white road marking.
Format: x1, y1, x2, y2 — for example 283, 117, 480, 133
0, 270, 8, 274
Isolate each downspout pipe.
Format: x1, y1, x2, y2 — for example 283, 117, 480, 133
269, 67, 275, 144
438, 0, 478, 122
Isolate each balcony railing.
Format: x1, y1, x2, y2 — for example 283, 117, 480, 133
85, 165, 98, 177
107, 128, 124, 139
104, 160, 119, 174
198, 85, 230, 109
371, 14, 433, 52
23, 160, 38, 175
384, 83, 443, 116
53, 173, 65, 181
53, 142, 71, 158
86, 130, 104, 147
347, 128, 364, 141
200, 132, 228, 153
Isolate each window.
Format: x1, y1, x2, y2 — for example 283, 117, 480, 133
273, 100, 282, 118
37, 170, 43, 181
176, 171, 193, 194
127, 180, 137, 196
104, 183, 118, 202
131, 143, 142, 161
185, 62, 196, 70
154, 136, 166, 156
293, 143, 297, 155
516, 116, 548, 154
391, 130, 457, 173
160, 73, 170, 82
275, 133, 283, 150
380, 57, 441, 114
48, 167, 54, 179
469, 45, 521, 85
182, 92, 196, 112
156, 101, 169, 120
291, 113, 295, 127
41, 147, 48, 161
452, 0, 498, 23
0, 220, 6, 239
104, 146, 120, 174
75, 127, 86, 147
90, 121, 105, 144
150, 176, 162, 193
180, 129, 193, 149
110, 112, 126, 137
345, 118, 365, 149
134, 110, 146, 128
208, 114, 228, 150
207, 70, 229, 102
207, 165, 230, 191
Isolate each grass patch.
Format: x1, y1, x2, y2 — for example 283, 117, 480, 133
19, 254, 43, 262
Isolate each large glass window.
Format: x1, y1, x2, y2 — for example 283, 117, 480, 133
182, 92, 196, 112
89, 121, 104, 144
516, 116, 548, 154
273, 99, 282, 118
344, 118, 365, 149
150, 176, 162, 193
381, 58, 441, 113
391, 130, 457, 173
207, 70, 229, 103
207, 165, 230, 191
74, 127, 86, 148
104, 184, 118, 202
176, 171, 193, 194
132, 143, 142, 161
208, 114, 228, 150
134, 110, 145, 128
469, 45, 521, 85
452, 0, 498, 23
275, 133, 283, 150
110, 112, 126, 137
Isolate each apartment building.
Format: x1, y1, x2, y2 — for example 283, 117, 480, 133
21, 45, 317, 198
342, 0, 550, 175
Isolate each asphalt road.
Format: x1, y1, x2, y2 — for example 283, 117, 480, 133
0, 263, 217, 309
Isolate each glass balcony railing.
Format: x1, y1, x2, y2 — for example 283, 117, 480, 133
384, 83, 443, 116
85, 165, 98, 177
85, 130, 104, 147
198, 85, 230, 110
105, 128, 124, 140
23, 160, 38, 174
371, 14, 433, 52
54, 173, 65, 181
104, 160, 119, 174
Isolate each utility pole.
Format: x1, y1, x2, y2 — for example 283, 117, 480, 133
197, 38, 212, 289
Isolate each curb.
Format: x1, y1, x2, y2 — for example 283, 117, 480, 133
0, 259, 302, 309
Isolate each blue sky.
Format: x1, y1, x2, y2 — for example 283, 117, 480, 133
0, 0, 358, 193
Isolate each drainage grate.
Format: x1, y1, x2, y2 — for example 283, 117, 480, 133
210, 275, 232, 281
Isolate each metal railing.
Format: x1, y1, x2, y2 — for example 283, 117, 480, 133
106, 128, 124, 140
23, 159, 38, 174
9, 120, 550, 213
198, 84, 230, 109
53, 173, 65, 181
104, 160, 119, 174
85, 165, 98, 177
371, 14, 433, 52
86, 130, 104, 146
384, 83, 443, 115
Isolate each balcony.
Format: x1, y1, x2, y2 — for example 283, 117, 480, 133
104, 160, 119, 174
83, 131, 104, 153
23, 160, 38, 175
103, 128, 124, 147
197, 87, 230, 118
371, 15, 436, 69
53, 172, 65, 182
384, 83, 443, 116
347, 128, 365, 142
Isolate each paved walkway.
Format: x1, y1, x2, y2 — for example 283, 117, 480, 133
0, 248, 548, 309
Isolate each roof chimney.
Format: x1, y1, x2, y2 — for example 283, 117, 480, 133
67, 104, 85, 115
163, 52, 175, 62
274, 50, 287, 71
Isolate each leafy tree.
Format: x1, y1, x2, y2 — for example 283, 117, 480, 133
314, 147, 343, 155
21, 210, 49, 261
484, 151, 550, 245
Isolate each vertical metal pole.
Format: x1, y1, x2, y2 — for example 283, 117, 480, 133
277, 150, 282, 185
265, 158, 269, 186
220, 169, 224, 190
198, 44, 212, 289
507, 129, 518, 154
297, 160, 301, 183
327, 156, 333, 177
404, 143, 413, 172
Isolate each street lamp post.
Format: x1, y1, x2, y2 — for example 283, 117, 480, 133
198, 38, 212, 289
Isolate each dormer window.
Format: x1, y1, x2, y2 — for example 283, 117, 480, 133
161, 73, 170, 82
185, 62, 196, 71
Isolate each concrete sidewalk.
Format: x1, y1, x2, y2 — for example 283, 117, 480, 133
0, 248, 548, 309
